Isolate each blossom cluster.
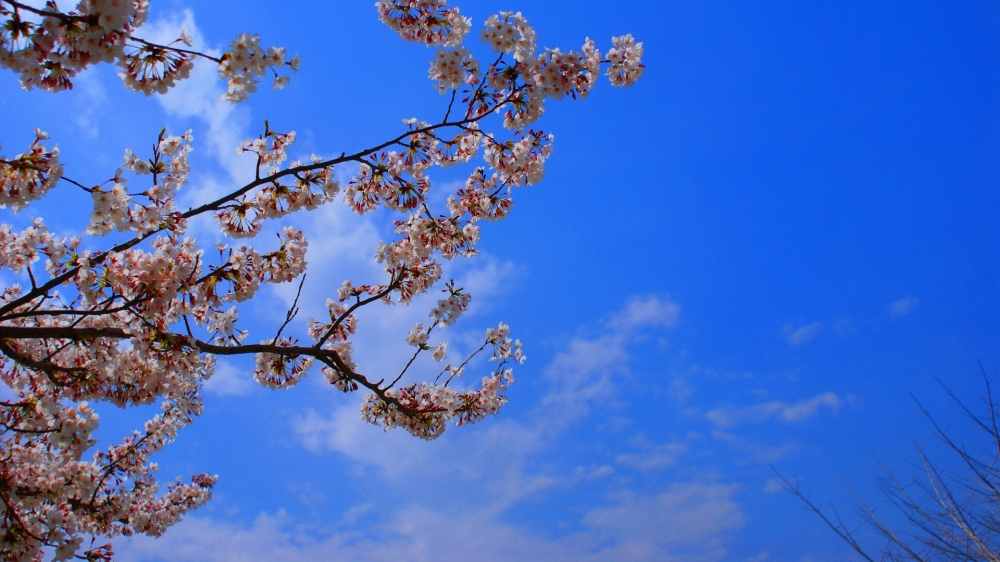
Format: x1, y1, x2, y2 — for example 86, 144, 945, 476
361, 320, 521, 439
376, 0, 471, 47
219, 227, 308, 304
0, 129, 63, 212
0, 305, 217, 560
0, 0, 296, 100
429, 43, 479, 93
430, 283, 472, 325
88, 130, 193, 236
0, 0, 149, 92
0, 0, 643, 558
0, 217, 69, 275
606, 33, 645, 86
253, 337, 314, 389
219, 32, 300, 103
218, 129, 337, 238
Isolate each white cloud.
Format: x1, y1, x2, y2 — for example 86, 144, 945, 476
451, 257, 521, 318
293, 402, 431, 478
783, 321, 822, 345
608, 295, 680, 333
763, 478, 786, 494
539, 332, 630, 429
582, 484, 744, 562
540, 296, 681, 430
202, 358, 255, 397
779, 392, 842, 421
889, 296, 918, 317
615, 442, 687, 472
72, 68, 107, 138
588, 465, 615, 479
705, 392, 842, 429
116, 482, 742, 562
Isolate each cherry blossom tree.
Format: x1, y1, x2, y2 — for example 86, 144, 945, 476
0, 0, 644, 559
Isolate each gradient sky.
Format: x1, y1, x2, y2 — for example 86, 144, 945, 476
2, 1, 999, 560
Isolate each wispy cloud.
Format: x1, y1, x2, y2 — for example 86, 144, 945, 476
291, 297, 684, 490
763, 477, 786, 494
117, 482, 742, 562
202, 358, 256, 397
582, 484, 743, 561
783, 321, 823, 345
608, 295, 680, 332
72, 69, 107, 138
889, 296, 918, 317
615, 442, 687, 472
705, 392, 842, 429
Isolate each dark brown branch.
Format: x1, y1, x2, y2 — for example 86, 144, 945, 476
272, 274, 305, 342
2, 0, 87, 22
387, 318, 441, 390
0, 326, 128, 340
0, 325, 429, 414
314, 278, 400, 347
180, 88, 524, 220
2, 294, 144, 322
129, 37, 223, 64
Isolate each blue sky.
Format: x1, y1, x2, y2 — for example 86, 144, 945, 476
2, 1, 998, 560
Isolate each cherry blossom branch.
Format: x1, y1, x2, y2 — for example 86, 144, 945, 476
2, 0, 81, 21
0, 160, 88, 190
0, 241, 142, 316
1, 295, 144, 321
130, 37, 222, 64
0, 491, 49, 545
388, 318, 442, 390
0, 325, 390, 395
0, 339, 88, 378
309, 279, 398, 347
181, 91, 522, 220
272, 274, 305, 343
0, 324, 508, 420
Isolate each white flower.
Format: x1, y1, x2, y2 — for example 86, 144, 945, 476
432, 342, 447, 362
407, 323, 428, 347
